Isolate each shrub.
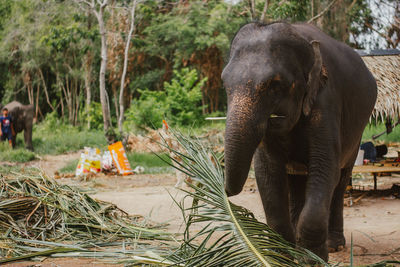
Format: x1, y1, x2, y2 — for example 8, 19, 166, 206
87, 102, 104, 130
126, 89, 168, 129
163, 68, 206, 126
125, 68, 207, 130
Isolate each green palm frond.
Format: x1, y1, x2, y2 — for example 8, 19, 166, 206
161, 131, 329, 267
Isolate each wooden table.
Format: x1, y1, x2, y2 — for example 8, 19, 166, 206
352, 165, 400, 190
286, 162, 400, 190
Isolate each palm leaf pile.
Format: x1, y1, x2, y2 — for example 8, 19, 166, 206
0, 171, 172, 264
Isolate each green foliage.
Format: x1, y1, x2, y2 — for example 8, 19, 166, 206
163, 68, 206, 126
127, 152, 172, 174
86, 102, 104, 130
125, 89, 166, 129
362, 123, 400, 143
125, 68, 206, 129
59, 159, 79, 174
130, 69, 165, 92
0, 143, 36, 163
141, 1, 247, 65
32, 113, 107, 155
267, 0, 309, 21
41, 23, 97, 53
0, 0, 396, 133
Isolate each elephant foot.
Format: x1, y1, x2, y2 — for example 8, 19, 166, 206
327, 231, 346, 252
297, 243, 329, 263
297, 236, 329, 262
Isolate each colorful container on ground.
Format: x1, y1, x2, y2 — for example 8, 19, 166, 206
108, 141, 133, 175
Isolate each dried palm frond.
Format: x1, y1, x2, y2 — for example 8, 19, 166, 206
0, 171, 172, 263
362, 55, 400, 122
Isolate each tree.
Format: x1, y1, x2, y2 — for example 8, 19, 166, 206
0, 0, 396, 131
118, 0, 139, 134
74, 0, 112, 136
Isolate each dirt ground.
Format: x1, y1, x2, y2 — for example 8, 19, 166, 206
2, 153, 400, 267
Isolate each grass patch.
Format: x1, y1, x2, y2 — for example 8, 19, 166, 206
362, 123, 400, 143
0, 142, 36, 163
58, 159, 79, 174
12, 125, 106, 156
32, 126, 107, 155
127, 152, 173, 174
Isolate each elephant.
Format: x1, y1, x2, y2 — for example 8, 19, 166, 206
222, 22, 377, 261
0, 101, 34, 150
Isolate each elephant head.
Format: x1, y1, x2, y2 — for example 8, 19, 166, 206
222, 22, 324, 196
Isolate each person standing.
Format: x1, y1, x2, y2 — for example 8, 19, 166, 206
0, 108, 15, 148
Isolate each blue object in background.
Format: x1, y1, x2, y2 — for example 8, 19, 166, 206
360, 142, 377, 162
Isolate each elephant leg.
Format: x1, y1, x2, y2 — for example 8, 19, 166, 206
24, 127, 33, 151
328, 167, 352, 252
254, 142, 295, 244
296, 135, 340, 261
288, 175, 307, 231
11, 134, 17, 149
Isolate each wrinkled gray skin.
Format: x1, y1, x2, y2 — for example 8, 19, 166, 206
222, 22, 376, 261
0, 101, 34, 151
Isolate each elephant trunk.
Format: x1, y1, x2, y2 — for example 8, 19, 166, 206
224, 103, 266, 196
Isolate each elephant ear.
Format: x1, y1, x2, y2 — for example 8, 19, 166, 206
302, 40, 324, 116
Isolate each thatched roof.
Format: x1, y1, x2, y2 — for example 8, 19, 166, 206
358, 49, 400, 122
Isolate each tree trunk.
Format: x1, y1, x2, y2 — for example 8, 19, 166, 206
57, 74, 65, 120
94, 1, 112, 134
118, 0, 138, 134
85, 51, 93, 129
260, 0, 269, 22
25, 73, 34, 105
35, 83, 40, 121
60, 93, 64, 120
62, 77, 73, 124
112, 83, 119, 119
72, 78, 78, 126
75, 81, 81, 126
85, 10, 93, 129
39, 68, 55, 111
248, 0, 255, 20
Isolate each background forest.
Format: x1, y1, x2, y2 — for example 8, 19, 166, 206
0, 0, 398, 134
